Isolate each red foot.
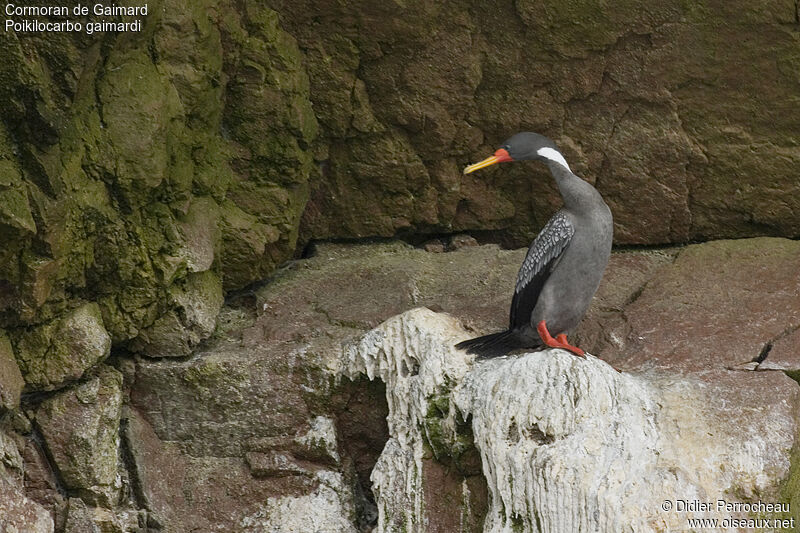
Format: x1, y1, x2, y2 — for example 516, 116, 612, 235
537, 320, 585, 358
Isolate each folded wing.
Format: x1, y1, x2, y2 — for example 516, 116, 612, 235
509, 211, 574, 329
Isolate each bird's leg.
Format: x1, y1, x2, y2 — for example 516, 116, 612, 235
536, 320, 585, 358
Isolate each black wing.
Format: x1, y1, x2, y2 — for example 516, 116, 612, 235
509, 211, 574, 329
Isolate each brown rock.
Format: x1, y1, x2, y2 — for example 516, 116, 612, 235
447, 234, 479, 250
20, 438, 65, 526
275, 0, 800, 247
122, 407, 186, 529
0, 476, 53, 533
422, 239, 445, 253
0, 332, 24, 412
62, 498, 140, 533
62, 498, 95, 533
129, 270, 223, 358
759, 327, 800, 372
422, 454, 487, 533
334, 378, 390, 493
611, 238, 800, 372
35, 365, 123, 506
131, 345, 313, 457
575, 249, 678, 353
245, 451, 313, 477
123, 407, 316, 532
256, 241, 520, 335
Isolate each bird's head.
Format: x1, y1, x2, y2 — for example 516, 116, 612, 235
463, 132, 570, 174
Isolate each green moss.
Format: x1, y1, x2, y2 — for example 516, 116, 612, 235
305, 130, 432, 240
212, 4, 318, 289
0, 330, 24, 411
422, 393, 478, 468
0, 2, 325, 394
184, 359, 228, 386
190, 133, 234, 200
12, 303, 111, 391
779, 442, 800, 529
180, 356, 247, 405
34, 364, 123, 505
219, 199, 282, 289
510, 514, 525, 533
676, 0, 713, 22
0, 161, 35, 233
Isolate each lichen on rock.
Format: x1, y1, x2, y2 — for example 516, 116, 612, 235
12, 302, 112, 391
0, 475, 53, 533
34, 364, 124, 506
63, 497, 141, 533
0, 0, 321, 388
129, 269, 224, 358
0, 331, 24, 412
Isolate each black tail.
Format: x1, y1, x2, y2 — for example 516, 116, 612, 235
455, 330, 524, 359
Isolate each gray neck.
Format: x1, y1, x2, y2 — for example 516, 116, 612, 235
545, 161, 604, 213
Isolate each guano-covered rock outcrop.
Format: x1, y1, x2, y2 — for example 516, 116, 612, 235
1, 0, 800, 530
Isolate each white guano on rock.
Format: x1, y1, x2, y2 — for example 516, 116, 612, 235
239, 470, 358, 533
343, 307, 793, 533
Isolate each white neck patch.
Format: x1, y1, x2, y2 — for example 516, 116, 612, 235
537, 147, 571, 171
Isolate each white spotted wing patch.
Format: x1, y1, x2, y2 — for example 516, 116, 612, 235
515, 211, 574, 294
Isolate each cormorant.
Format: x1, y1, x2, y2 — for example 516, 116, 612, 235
455, 132, 613, 359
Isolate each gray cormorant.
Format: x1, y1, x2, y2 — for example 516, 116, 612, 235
455, 132, 613, 359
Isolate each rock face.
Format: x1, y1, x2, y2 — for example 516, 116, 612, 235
0, 425, 53, 532
128, 270, 224, 358
2, 238, 800, 531
123, 404, 348, 533
0, 0, 798, 529
13, 303, 112, 391
0, 0, 314, 406
278, 0, 800, 246
35, 365, 123, 506
0, 332, 24, 412
1, 1, 799, 407
346, 307, 796, 532
0, 476, 53, 533
239, 471, 359, 533
344, 310, 483, 532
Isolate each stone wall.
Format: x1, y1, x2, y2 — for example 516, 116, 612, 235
1, 0, 799, 531
1, 0, 799, 349
276, 0, 800, 245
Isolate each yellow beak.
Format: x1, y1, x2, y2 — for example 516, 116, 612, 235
463, 155, 501, 174
463, 148, 513, 174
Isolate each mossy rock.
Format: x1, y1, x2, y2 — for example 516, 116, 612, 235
129, 270, 224, 358
35, 364, 123, 506
0, 1, 320, 374
0, 331, 24, 412
12, 302, 111, 391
